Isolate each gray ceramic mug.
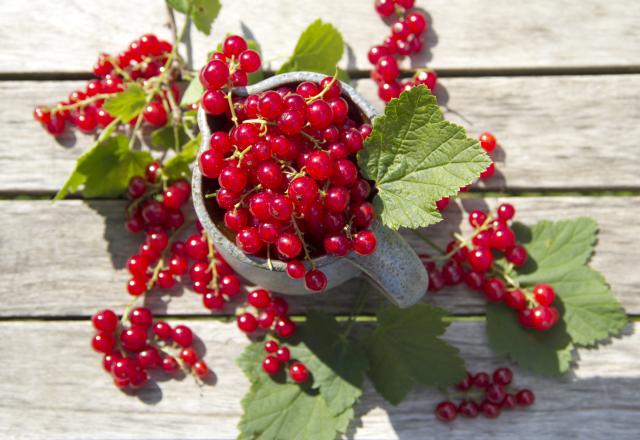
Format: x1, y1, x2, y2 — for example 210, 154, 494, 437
192, 72, 428, 307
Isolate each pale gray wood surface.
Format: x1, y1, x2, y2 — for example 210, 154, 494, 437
2, 0, 640, 73
4, 75, 640, 193
0, 320, 637, 439
0, 196, 636, 317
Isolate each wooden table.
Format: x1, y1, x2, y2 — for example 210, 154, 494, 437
1, 1, 639, 438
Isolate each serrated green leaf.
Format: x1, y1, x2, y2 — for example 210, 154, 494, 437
180, 77, 204, 106
166, 0, 190, 13
278, 19, 345, 77
290, 311, 368, 416
486, 302, 574, 376
191, 0, 220, 35
358, 86, 491, 230
512, 219, 627, 346
150, 124, 190, 150
364, 304, 466, 405
163, 135, 200, 181
237, 340, 354, 440
55, 135, 152, 199
239, 380, 352, 440
103, 84, 146, 123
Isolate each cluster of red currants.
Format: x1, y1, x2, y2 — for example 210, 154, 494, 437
435, 367, 535, 422
126, 162, 243, 311
33, 34, 178, 136
422, 202, 559, 331
91, 308, 209, 389
235, 288, 310, 383
369, 0, 435, 102
198, 36, 378, 293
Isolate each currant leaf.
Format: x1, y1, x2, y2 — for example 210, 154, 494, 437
363, 304, 466, 405
486, 302, 574, 376
513, 219, 627, 346
487, 218, 627, 375
289, 310, 369, 415
150, 124, 190, 150
358, 85, 491, 230
237, 341, 353, 440
190, 0, 221, 36
55, 135, 152, 199
163, 134, 201, 181
278, 19, 348, 79
166, 0, 190, 14
180, 77, 204, 106
102, 84, 146, 123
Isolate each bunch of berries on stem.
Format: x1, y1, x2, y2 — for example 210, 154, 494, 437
369, 0, 435, 102
420, 203, 560, 331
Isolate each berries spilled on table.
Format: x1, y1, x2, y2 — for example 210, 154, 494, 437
91, 308, 210, 390
435, 367, 535, 422
421, 203, 560, 331
198, 35, 379, 293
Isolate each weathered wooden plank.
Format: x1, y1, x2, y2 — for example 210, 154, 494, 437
0, 320, 637, 439
0, 197, 636, 317
5, 75, 640, 193
2, 0, 640, 73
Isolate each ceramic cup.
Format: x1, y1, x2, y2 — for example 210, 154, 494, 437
192, 72, 428, 307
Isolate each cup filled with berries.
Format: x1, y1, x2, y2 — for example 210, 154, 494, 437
191, 40, 427, 306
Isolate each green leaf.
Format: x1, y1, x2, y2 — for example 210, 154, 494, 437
487, 218, 627, 375
364, 304, 466, 405
55, 135, 152, 199
278, 19, 345, 77
180, 77, 204, 107
290, 311, 368, 415
513, 219, 627, 346
163, 135, 201, 181
166, 0, 190, 13
102, 84, 146, 123
237, 341, 353, 440
150, 124, 190, 150
190, 0, 221, 35
358, 85, 491, 230
486, 303, 574, 376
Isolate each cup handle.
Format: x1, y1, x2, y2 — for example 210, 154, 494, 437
345, 222, 428, 308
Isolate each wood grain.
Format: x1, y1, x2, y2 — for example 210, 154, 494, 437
5, 75, 640, 194
0, 197, 636, 317
3, 1, 640, 73
0, 320, 637, 439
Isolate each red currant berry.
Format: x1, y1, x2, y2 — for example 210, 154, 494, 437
143, 101, 167, 127
480, 162, 495, 179
202, 89, 228, 115
435, 401, 458, 422
173, 325, 193, 347
288, 176, 318, 206
92, 309, 118, 333
237, 312, 258, 333
458, 400, 479, 418
497, 203, 515, 221
248, 289, 272, 308
127, 277, 147, 296
128, 176, 147, 199
486, 383, 506, 405
491, 227, 516, 251
482, 277, 507, 302
468, 210, 488, 228
479, 132, 497, 153
492, 367, 513, 386
162, 355, 179, 374
289, 362, 310, 383
505, 289, 527, 311
180, 347, 198, 366
467, 247, 494, 272
530, 305, 554, 330
515, 389, 535, 406
91, 332, 115, 353
276, 233, 303, 259
480, 400, 501, 418
376, 56, 400, 82
262, 356, 281, 375
223, 35, 248, 57
286, 260, 306, 279
239, 49, 261, 73
194, 360, 210, 378
275, 318, 297, 338
277, 110, 305, 135
406, 12, 427, 34
532, 284, 556, 306
120, 326, 148, 352
236, 227, 264, 254
473, 372, 490, 388
305, 269, 328, 292
129, 307, 153, 329
153, 321, 172, 340
219, 166, 248, 193
200, 60, 229, 90
505, 245, 528, 266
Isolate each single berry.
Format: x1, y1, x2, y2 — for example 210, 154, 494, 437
289, 362, 310, 383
